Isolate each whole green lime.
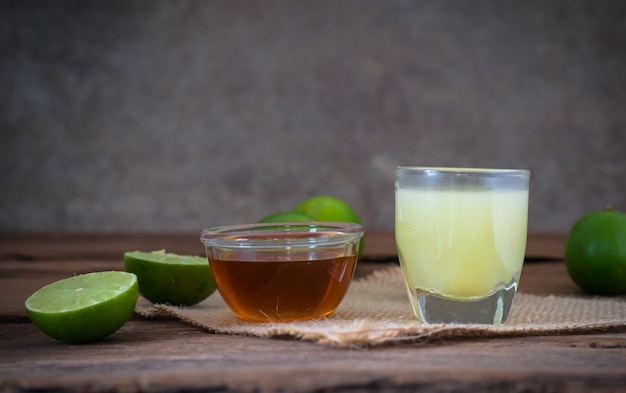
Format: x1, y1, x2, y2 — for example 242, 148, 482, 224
258, 195, 365, 256
294, 195, 362, 225
25, 271, 138, 344
124, 250, 216, 306
294, 195, 364, 256
564, 206, 626, 295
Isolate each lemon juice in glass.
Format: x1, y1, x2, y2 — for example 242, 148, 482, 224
395, 167, 530, 325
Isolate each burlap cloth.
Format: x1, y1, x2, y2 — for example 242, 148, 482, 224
135, 266, 626, 347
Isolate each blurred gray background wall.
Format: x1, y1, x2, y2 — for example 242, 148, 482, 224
1, 0, 625, 233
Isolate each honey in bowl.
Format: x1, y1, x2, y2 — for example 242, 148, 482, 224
200, 223, 364, 322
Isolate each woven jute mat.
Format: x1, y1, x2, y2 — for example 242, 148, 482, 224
135, 266, 626, 347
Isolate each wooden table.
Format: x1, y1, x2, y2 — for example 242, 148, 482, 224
1, 232, 625, 392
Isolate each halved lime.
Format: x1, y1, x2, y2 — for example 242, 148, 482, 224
24, 271, 138, 344
124, 250, 216, 306
258, 211, 316, 223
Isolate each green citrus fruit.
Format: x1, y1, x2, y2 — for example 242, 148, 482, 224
294, 195, 362, 224
294, 195, 364, 255
24, 271, 138, 344
258, 211, 316, 223
564, 206, 626, 295
124, 250, 216, 306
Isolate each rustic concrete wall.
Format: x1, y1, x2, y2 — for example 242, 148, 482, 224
1, 0, 625, 233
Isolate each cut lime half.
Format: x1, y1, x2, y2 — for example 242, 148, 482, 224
25, 271, 138, 344
124, 250, 216, 306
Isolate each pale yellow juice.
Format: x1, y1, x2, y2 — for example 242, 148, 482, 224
396, 188, 528, 299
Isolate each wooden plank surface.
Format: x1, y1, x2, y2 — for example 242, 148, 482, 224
3, 322, 625, 393
0, 231, 567, 261
1, 232, 624, 393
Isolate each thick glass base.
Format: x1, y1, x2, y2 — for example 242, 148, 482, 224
409, 274, 519, 325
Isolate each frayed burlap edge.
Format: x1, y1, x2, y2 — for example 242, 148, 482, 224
135, 266, 626, 348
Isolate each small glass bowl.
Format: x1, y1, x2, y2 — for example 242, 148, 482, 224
200, 222, 364, 322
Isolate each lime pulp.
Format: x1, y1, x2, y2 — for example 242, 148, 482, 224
25, 271, 138, 344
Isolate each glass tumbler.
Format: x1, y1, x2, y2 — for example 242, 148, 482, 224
395, 167, 530, 325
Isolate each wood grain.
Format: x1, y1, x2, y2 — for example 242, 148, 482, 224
0, 231, 567, 262
1, 232, 623, 393
2, 321, 625, 392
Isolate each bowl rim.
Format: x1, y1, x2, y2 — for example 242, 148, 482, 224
200, 222, 364, 249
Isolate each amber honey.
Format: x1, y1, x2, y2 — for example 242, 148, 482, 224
208, 250, 357, 322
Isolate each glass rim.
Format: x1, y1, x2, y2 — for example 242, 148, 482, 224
396, 166, 530, 177
200, 222, 364, 249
